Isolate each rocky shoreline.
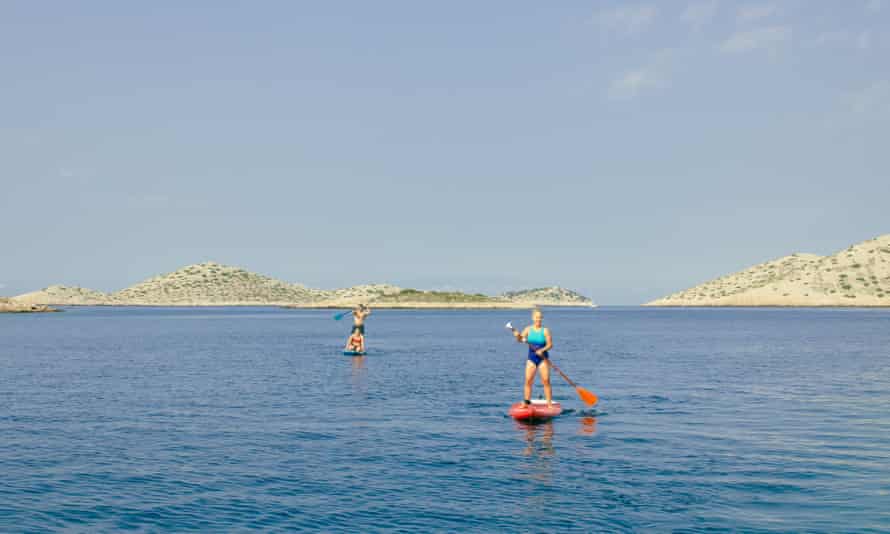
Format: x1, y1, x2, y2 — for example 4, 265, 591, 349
0, 298, 60, 314
283, 301, 594, 310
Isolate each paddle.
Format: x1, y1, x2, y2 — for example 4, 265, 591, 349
334, 310, 353, 321
505, 322, 598, 407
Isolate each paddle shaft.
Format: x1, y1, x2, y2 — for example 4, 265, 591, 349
543, 356, 597, 406
547, 360, 577, 388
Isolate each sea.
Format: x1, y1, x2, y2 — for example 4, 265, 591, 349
2, 306, 889, 532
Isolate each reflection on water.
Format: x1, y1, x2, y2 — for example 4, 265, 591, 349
514, 415, 599, 502
579, 416, 597, 436
515, 415, 598, 457
350, 355, 366, 394
515, 420, 556, 495
516, 420, 555, 458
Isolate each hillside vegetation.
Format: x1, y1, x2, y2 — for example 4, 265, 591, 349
113, 262, 323, 305
647, 234, 890, 306
12, 263, 594, 308
501, 286, 595, 306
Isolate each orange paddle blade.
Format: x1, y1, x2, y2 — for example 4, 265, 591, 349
577, 387, 598, 406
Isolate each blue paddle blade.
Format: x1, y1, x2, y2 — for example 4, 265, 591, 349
334, 311, 351, 320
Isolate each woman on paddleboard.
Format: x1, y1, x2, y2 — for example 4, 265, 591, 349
345, 327, 365, 354
512, 308, 553, 408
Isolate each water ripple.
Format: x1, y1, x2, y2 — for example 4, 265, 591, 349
2, 306, 889, 532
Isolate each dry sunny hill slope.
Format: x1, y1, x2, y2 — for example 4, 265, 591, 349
501, 286, 596, 307
112, 262, 324, 306
646, 234, 890, 307
12, 285, 115, 306
11, 262, 323, 307
12, 262, 595, 308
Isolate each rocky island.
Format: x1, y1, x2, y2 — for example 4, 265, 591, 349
10, 262, 595, 309
646, 234, 890, 307
293, 285, 596, 309
0, 297, 59, 314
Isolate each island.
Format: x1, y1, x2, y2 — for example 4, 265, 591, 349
646, 234, 890, 307
9, 262, 596, 309
0, 297, 59, 314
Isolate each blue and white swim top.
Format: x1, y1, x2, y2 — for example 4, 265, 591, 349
527, 326, 547, 345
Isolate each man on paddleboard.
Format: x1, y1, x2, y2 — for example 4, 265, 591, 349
512, 308, 553, 408
351, 303, 371, 338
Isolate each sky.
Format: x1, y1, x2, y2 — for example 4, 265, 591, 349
1, 1, 888, 304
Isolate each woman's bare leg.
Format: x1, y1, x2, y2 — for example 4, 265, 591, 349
523, 360, 537, 401
539, 360, 553, 407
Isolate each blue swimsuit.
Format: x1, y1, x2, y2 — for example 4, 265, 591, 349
527, 327, 549, 366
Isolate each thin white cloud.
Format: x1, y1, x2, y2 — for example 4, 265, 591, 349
720, 26, 791, 53
867, 0, 882, 13
737, 4, 777, 23
609, 69, 662, 99
849, 80, 890, 114
810, 29, 872, 51
593, 5, 658, 37
608, 50, 673, 100
681, 1, 719, 30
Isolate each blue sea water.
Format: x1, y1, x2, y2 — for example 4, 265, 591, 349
2, 306, 889, 532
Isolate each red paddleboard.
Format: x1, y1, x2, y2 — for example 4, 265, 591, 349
509, 399, 563, 420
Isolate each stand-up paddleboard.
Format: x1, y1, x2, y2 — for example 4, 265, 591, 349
343, 350, 366, 356
509, 399, 563, 421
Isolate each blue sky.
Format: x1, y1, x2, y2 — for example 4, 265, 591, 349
1, 1, 888, 303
